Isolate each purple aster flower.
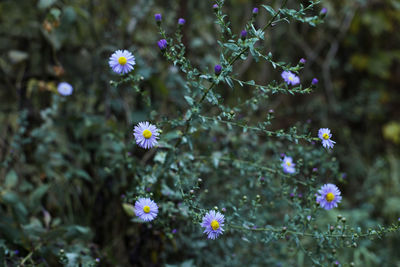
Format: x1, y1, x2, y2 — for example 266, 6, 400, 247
109, 50, 135, 74
214, 64, 222, 75
299, 58, 306, 64
133, 121, 160, 149
134, 197, 158, 221
312, 78, 319, 85
316, 184, 342, 210
178, 18, 185, 25
155, 14, 162, 22
252, 7, 259, 14
201, 210, 225, 239
281, 71, 300, 85
157, 39, 167, 50
318, 128, 336, 149
57, 82, 73, 96
281, 71, 300, 86
240, 30, 247, 40
281, 156, 295, 174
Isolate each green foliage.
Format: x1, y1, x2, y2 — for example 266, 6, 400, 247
0, 0, 400, 266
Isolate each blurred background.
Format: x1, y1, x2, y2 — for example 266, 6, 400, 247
0, 0, 400, 266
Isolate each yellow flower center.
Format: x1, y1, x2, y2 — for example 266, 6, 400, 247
288, 76, 294, 81
286, 162, 291, 166
211, 220, 219, 230
142, 129, 152, 139
325, 192, 335, 202
143, 205, 150, 213
118, 56, 127, 65
322, 133, 329, 140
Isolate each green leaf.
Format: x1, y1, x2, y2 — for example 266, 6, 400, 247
261, 5, 277, 16
37, 0, 56, 9
5, 170, 18, 189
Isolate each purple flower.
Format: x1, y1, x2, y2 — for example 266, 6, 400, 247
240, 30, 247, 40
214, 64, 222, 75
252, 7, 259, 14
178, 18, 185, 25
172, 229, 177, 234
316, 184, 342, 210
281, 71, 300, 86
157, 39, 167, 50
57, 82, 73, 96
201, 210, 225, 239
281, 156, 295, 174
213, 4, 219, 11
318, 128, 336, 149
109, 50, 136, 74
312, 167, 318, 172
299, 58, 306, 64
133, 121, 160, 149
321, 8, 327, 14
134, 198, 158, 221
312, 78, 319, 85
155, 14, 162, 22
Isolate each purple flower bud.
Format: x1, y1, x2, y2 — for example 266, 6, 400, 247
95, 258, 100, 263
172, 229, 177, 234
260, 177, 265, 182
312, 167, 318, 172
299, 58, 306, 64
221, 207, 226, 212
280, 153, 285, 158
213, 4, 219, 11
155, 14, 162, 22
157, 39, 167, 50
298, 193, 303, 198
214, 64, 222, 75
321, 8, 327, 14
178, 18, 185, 25
268, 109, 274, 113
252, 7, 259, 14
290, 193, 295, 198
312, 78, 319, 85
240, 30, 247, 40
